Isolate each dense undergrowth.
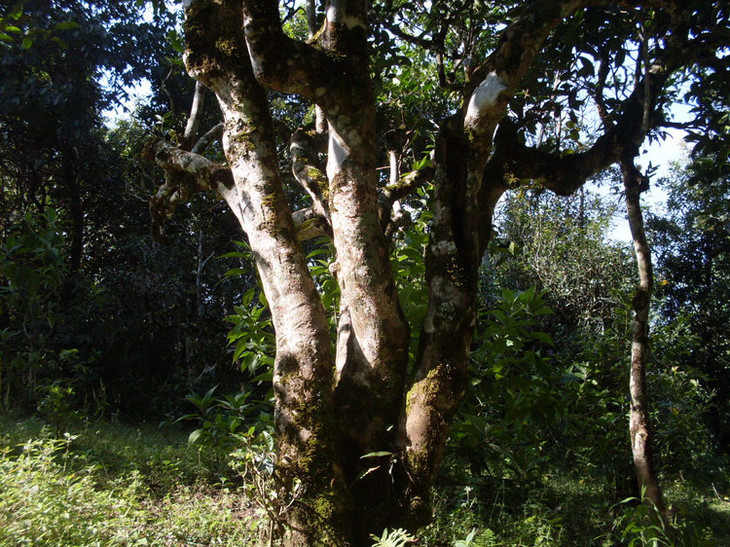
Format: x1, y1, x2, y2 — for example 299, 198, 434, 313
1, 414, 728, 546
0, 414, 256, 546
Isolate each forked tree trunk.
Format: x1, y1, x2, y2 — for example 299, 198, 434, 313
621, 159, 667, 519
144, 1, 688, 544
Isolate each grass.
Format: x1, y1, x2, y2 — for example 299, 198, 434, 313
421, 462, 730, 546
0, 414, 258, 546
0, 414, 729, 546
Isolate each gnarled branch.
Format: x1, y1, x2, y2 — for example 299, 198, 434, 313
290, 128, 330, 225
144, 138, 233, 242
240, 0, 347, 103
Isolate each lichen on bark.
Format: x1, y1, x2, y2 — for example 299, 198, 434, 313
143, 0, 704, 544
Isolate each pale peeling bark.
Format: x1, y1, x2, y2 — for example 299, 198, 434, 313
622, 158, 667, 520
394, 1, 595, 525
144, 138, 233, 242
181, 2, 348, 544
320, 49, 411, 539
143, 0, 704, 543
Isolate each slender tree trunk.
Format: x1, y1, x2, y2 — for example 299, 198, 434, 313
621, 159, 667, 519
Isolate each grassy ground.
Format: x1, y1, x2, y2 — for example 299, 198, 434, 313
423, 471, 730, 546
0, 414, 258, 546
1, 414, 728, 546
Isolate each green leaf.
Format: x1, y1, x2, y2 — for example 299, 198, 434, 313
223, 267, 248, 277
250, 370, 273, 383
306, 247, 332, 258
54, 21, 80, 30
232, 344, 249, 362
10, 3, 23, 20
175, 413, 200, 422
188, 428, 204, 445
360, 451, 393, 459
617, 496, 639, 505
21, 36, 32, 49
531, 332, 554, 346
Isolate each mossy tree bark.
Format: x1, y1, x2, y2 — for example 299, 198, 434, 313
622, 157, 668, 522
143, 1, 721, 544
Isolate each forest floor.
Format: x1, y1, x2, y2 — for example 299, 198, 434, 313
1, 414, 728, 546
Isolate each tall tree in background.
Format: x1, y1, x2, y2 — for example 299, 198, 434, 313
650, 35, 730, 450
650, 158, 730, 449
0, 1, 245, 416
144, 1, 729, 543
0, 0, 166, 285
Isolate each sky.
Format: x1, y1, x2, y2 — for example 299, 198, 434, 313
607, 103, 692, 242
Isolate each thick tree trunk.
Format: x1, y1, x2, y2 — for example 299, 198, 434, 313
144, 1, 694, 544
621, 159, 667, 519
182, 3, 351, 544
394, 116, 480, 527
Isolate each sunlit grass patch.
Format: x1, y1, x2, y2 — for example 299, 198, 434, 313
0, 417, 257, 546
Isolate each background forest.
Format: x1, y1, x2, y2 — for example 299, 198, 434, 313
1, 0, 729, 545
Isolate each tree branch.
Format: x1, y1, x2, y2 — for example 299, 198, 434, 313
464, 0, 592, 146
378, 159, 435, 230
379, 20, 435, 50
144, 138, 233, 192
143, 138, 233, 242
191, 123, 223, 154
181, 81, 206, 151
290, 128, 330, 225
240, 0, 347, 102
486, 45, 676, 197
291, 207, 328, 241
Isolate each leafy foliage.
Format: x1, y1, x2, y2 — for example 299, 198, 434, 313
452, 288, 561, 479
225, 285, 276, 381
0, 209, 99, 414
176, 384, 272, 451
370, 527, 418, 547
649, 160, 730, 447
